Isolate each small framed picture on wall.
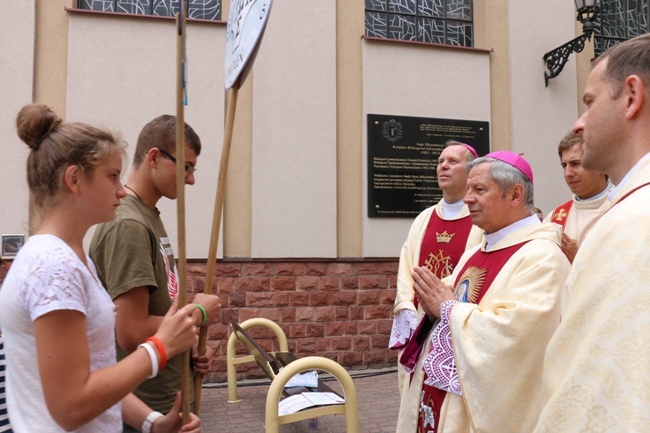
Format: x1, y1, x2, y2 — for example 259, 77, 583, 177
1, 234, 25, 258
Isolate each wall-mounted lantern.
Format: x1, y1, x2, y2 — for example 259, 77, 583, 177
543, 0, 601, 86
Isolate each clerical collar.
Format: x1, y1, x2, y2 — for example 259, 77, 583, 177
484, 214, 540, 251
608, 152, 650, 201
575, 184, 610, 202
442, 199, 464, 219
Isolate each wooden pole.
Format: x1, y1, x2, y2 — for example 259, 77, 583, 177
175, 4, 191, 423
192, 80, 239, 413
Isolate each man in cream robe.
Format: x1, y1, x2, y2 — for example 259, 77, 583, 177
544, 131, 611, 263
535, 34, 650, 432
397, 152, 570, 433
390, 142, 483, 395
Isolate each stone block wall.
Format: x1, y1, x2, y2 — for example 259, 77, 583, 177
0, 260, 9, 286
186, 259, 399, 383
0, 257, 400, 383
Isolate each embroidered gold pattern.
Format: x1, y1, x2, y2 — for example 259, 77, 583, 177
435, 230, 455, 243
553, 208, 568, 221
454, 266, 487, 303
425, 250, 454, 279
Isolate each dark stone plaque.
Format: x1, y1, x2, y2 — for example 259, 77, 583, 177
368, 114, 490, 218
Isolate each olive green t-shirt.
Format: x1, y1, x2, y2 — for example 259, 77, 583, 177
90, 194, 193, 413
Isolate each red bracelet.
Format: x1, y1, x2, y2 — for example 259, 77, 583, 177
145, 336, 168, 370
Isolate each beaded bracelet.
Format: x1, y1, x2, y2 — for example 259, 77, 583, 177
138, 342, 159, 379
145, 336, 168, 370
195, 304, 208, 327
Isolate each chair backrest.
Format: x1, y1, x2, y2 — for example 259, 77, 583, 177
226, 318, 291, 403
232, 323, 281, 378
264, 356, 359, 433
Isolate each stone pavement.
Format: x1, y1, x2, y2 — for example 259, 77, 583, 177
197, 367, 399, 433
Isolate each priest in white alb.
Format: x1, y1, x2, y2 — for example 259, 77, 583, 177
534, 33, 650, 433
390, 142, 483, 395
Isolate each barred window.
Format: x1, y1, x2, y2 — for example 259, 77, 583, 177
78, 0, 222, 21
365, 0, 473, 47
594, 0, 649, 56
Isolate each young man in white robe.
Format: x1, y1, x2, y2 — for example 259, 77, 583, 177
544, 131, 611, 263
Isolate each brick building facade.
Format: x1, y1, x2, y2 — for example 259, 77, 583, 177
188, 259, 398, 382
1, 257, 398, 382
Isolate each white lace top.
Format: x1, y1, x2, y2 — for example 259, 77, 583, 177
0, 234, 120, 432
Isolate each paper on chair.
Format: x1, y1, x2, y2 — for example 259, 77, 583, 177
278, 392, 345, 416
283, 370, 319, 388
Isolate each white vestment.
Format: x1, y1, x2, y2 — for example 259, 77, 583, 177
543, 185, 612, 245
391, 200, 483, 395
535, 156, 650, 433
397, 222, 570, 433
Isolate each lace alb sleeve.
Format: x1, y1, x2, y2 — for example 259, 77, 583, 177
389, 309, 419, 349
422, 300, 461, 395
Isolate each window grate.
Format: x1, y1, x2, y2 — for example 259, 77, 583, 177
594, 0, 649, 56
365, 0, 473, 47
77, 0, 221, 21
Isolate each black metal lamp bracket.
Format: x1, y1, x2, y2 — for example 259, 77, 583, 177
543, 31, 593, 87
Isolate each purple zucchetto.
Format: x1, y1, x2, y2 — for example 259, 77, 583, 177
458, 143, 478, 158
486, 150, 534, 183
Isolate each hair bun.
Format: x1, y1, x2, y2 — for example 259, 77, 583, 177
16, 103, 63, 150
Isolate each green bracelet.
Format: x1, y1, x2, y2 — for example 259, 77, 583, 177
195, 304, 208, 327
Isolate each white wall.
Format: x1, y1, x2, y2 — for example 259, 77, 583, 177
68, 3, 339, 260
0, 3, 34, 241
508, 0, 578, 215
251, 0, 337, 258
0, 3, 585, 260
361, 42, 492, 257
66, 14, 225, 259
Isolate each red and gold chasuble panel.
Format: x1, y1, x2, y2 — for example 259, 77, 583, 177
415, 213, 473, 309
550, 199, 572, 230
416, 241, 529, 433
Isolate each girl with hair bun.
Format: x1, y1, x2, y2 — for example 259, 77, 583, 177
0, 104, 202, 433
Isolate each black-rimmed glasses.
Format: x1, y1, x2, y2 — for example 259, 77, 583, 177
158, 148, 196, 175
